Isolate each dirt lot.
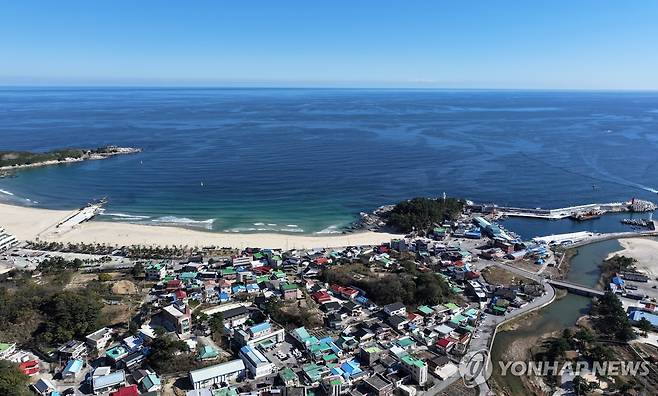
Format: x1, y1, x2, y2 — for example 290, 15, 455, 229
102, 303, 134, 327
482, 266, 536, 286
112, 279, 138, 294
65, 272, 100, 289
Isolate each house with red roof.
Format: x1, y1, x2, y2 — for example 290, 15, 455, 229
436, 337, 457, 354
377, 245, 390, 254
174, 290, 187, 300
406, 312, 423, 325
166, 279, 183, 292
110, 384, 139, 396
314, 257, 329, 265
18, 360, 39, 376
339, 287, 359, 300
252, 266, 273, 275
312, 291, 332, 304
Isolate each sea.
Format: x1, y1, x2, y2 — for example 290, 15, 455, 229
1, 88, 658, 238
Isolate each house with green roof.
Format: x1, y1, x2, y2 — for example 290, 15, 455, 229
140, 373, 161, 393
197, 345, 219, 361
291, 327, 312, 345
280, 282, 298, 300
396, 336, 416, 349
0, 342, 16, 359
450, 314, 468, 326
302, 363, 328, 385
145, 263, 166, 280
279, 367, 299, 387
220, 267, 237, 278
399, 353, 428, 385
417, 305, 434, 316
179, 272, 198, 284
463, 308, 479, 319
212, 388, 239, 396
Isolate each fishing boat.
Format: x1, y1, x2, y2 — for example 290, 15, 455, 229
569, 209, 604, 221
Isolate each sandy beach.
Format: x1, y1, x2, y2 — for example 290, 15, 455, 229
608, 237, 658, 277
0, 202, 403, 249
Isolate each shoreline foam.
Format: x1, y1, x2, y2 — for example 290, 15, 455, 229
0, 202, 403, 249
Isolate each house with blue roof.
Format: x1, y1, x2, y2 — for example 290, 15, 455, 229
629, 310, 658, 330
232, 285, 246, 294
218, 291, 230, 302
339, 359, 362, 378
239, 345, 275, 378
62, 359, 83, 380
140, 372, 162, 392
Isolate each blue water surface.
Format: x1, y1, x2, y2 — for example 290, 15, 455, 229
1, 88, 657, 234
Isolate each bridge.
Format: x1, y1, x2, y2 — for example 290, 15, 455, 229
547, 279, 605, 297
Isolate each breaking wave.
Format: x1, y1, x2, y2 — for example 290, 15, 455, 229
104, 212, 152, 221
314, 225, 342, 234
151, 216, 215, 230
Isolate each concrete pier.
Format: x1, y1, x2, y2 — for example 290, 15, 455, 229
485, 202, 630, 219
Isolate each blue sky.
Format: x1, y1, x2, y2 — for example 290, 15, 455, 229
1, 1, 657, 89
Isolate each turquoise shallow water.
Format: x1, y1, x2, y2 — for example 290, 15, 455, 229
1, 88, 658, 234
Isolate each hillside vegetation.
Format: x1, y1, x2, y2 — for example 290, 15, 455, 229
386, 197, 464, 233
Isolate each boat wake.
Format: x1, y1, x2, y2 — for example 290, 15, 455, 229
520, 152, 658, 195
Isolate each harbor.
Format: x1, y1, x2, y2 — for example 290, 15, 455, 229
473, 198, 656, 220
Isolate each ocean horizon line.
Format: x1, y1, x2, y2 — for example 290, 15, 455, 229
1, 85, 658, 93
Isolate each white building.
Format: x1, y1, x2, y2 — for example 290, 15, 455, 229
86, 327, 113, 350
0, 227, 18, 252
239, 345, 275, 378
383, 302, 406, 317
145, 263, 166, 280
399, 353, 428, 385
234, 321, 285, 348
92, 369, 126, 394
189, 359, 245, 390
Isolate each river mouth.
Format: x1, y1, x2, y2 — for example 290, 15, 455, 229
489, 293, 591, 395
488, 239, 626, 395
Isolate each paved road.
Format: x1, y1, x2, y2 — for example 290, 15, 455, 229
471, 279, 556, 396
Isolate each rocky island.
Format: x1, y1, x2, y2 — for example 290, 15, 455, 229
0, 145, 141, 173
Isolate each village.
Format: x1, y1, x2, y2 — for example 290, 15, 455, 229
0, 201, 569, 396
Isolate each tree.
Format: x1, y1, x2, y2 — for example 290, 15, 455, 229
0, 361, 31, 396
208, 313, 225, 342
146, 336, 190, 373
131, 262, 145, 278
572, 375, 592, 395
637, 317, 653, 333
98, 273, 112, 282
575, 328, 595, 344
587, 344, 614, 362
386, 197, 464, 233
547, 337, 570, 360
40, 290, 104, 344
592, 292, 636, 342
